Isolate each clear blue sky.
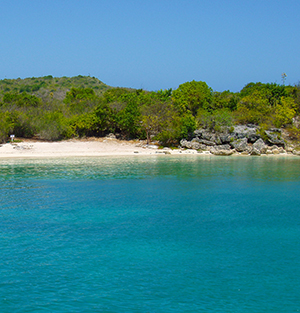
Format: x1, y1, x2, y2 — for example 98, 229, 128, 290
1, 0, 299, 92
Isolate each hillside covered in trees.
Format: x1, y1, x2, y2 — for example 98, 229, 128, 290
0, 75, 300, 145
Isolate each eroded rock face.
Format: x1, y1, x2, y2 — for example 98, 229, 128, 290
232, 125, 259, 142
230, 138, 248, 152
292, 149, 300, 155
264, 130, 285, 146
180, 125, 288, 156
253, 138, 267, 154
250, 148, 261, 156
210, 144, 235, 155
211, 148, 235, 156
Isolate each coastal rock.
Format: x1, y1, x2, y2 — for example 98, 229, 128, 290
230, 138, 248, 152
219, 134, 234, 144
265, 130, 285, 146
198, 144, 210, 151
180, 139, 190, 148
190, 141, 201, 150
232, 125, 259, 141
210, 146, 235, 156
253, 138, 267, 154
292, 149, 300, 155
250, 148, 261, 156
106, 133, 116, 139
194, 129, 221, 144
285, 145, 294, 153
211, 144, 231, 151
198, 139, 216, 146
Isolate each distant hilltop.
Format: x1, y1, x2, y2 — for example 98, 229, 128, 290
0, 75, 111, 101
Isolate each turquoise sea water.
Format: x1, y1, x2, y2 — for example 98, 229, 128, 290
0, 155, 300, 312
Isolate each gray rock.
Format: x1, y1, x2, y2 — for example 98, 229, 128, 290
247, 132, 261, 143
250, 148, 261, 156
180, 139, 190, 148
232, 125, 259, 141
198, 139, 216, 146
194, 129, 221, 144
292, 149, 300, 155
285, 145, 294, 153
190, 141, 201, 150
253, 138, 267, 154
106, 133, 116, 139
212, 144, 232, 151
198, 144, 210, 151
271, 145, 279, 150
210, 148, 235, 156
265, 130, 285, 146
219, 134, 234, 144
230, 138, 249, 152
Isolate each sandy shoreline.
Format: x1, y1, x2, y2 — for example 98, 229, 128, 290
0, 138, 296, 159
0, 138, 183, 159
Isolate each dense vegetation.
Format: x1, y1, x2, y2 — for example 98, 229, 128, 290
0, 75, 300, 144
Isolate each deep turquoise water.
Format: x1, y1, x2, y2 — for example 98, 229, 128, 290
0, 155, 300, 312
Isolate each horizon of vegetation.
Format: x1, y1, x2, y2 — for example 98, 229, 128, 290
0, 75, 299, 145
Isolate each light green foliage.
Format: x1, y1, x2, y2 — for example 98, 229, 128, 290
172, 80, 213, 115
37, 112, 72, 141
236, 90, 272, 124
197, 109, 233, 131
274, 97, 296, 127
240, 82, 286, 107
0, 76, 110, 102
139, 91, 177, 143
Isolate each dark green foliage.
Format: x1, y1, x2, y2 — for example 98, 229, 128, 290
2, 92, 42, 107
64, 87, 96, 104
211, 91, 238, 111
117, 94, 142, 138
0, 112, 13, 143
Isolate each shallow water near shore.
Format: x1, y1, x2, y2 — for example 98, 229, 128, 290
1, 155, 300, 312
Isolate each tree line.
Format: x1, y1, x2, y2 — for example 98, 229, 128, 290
0, 76, 300, 144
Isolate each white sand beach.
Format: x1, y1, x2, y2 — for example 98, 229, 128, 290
0, 137, 295, 159
0, 138, 191, 158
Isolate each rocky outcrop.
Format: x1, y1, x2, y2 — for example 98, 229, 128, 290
252, 138, 267, 154
180, 125, 291, 156
210, 144, 235, 156
264, 129, 285, 146
230, 138, 248, 152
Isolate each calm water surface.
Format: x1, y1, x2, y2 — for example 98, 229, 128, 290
0, 155, 300, 312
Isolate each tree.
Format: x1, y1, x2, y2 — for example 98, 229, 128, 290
139, 91, 177, 144
172, 80, 213, 115
64, 87, 96, 104
117, 94, 142, 138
